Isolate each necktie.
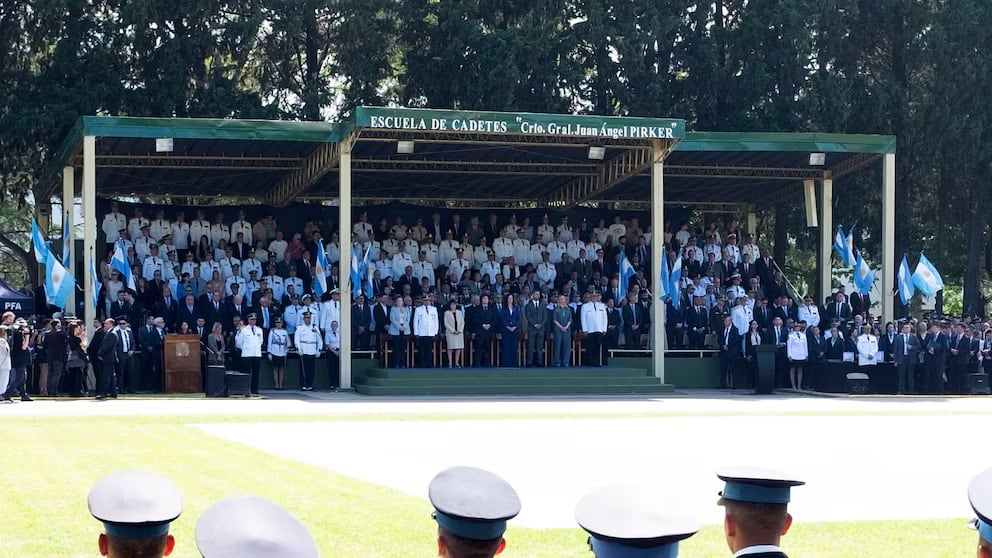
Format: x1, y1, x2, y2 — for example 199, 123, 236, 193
904, 334, 909, 355
725, 328, 730, 345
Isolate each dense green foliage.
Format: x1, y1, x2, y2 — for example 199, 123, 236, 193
1, 1, 990, 311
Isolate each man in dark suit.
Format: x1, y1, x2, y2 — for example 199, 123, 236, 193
372, 294, 390, 348
893, 322, 921, 394
753, 298, 772, 330
805, 325, 826, 390
621, 296, 643, 349
471, 294, 500, 367
113, 317, 137, 393
205, 291, 227, 329
716, 316, 741, 388
352, 294, 372, 350
849, 290, 871, 318
923, 322, 949, 394
157, 292, 179, 332
754, 250, 776, 288
605, 298, 621, 350
294, 252, 314, 292
824, 323, 846, 360
686, 296, 710, 349
823, 292, 852, 326
571, 254, 590, 290
96, 319, 119, 399
665, 298, 685, 350
523, 291, 548, 366
765, 316, 788, 388
737, 253, 756, 284
591, 249, 612, 279
949, 323, 973, 394
177, 294, 200, 331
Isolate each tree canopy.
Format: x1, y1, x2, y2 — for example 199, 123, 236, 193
1, 0, 989, 312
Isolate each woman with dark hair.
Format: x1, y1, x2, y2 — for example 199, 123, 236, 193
194, 235, 211, 262
501, 293, 521, 367
65, 322, 89, 397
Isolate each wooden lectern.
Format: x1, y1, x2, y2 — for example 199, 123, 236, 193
163, 334, 203, 393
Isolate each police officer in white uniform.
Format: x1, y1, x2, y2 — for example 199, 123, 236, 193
294, 311, 323, 391
149, 209, 170, 242
103, 202, 126, 247
142, 245, 165, 282
189, 209, 210, 247
127, 208, 149, 242
210, 213, 229, 248
230, 209, 252, 245
235, 313, 264, 394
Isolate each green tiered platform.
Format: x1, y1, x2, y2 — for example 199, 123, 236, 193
353, 366, 675, 396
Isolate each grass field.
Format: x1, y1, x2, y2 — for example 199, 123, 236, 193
0, 414, 978, 557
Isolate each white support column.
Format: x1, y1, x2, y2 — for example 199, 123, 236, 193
83, 137, 97, 331
62, 166, 76, 313
746, 211, 757, 237
338, 137, 353, 389
820, 175, 833, 303
881, 154, 896, 325
650, 140, 666, 382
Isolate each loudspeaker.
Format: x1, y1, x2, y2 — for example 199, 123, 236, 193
846, 372, 870, 394
205, 365, 226, 398
964, 373, 991, 395
804, 180, 818, 227
224, 371, 251, 397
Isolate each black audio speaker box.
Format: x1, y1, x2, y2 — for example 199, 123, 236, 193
224, 371, 251, 397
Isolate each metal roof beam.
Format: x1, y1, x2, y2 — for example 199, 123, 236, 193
663, 165, 824, 180
351, 158, 596, 176
357, 129, 651, 149
829, 152, 882, 179
263, 139, 342, 207
78, 155, 303, 170
546, 139, 678, 209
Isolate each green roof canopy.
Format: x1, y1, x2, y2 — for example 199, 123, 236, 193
43, 107, 895, 210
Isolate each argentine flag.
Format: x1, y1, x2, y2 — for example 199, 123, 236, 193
832, 226, 848, 267
62, 213, 72, 268
658, 255, 670, 301
845, 225, 857, 269
669, 255, 683, 307
350, 250, 362, 299
897, 255, 915, 305
314, 241, 329, 298
111, 240, 136, 291
45, 249, 76, 310
853, 252, 875, 294
32, 218, 50, 264
90, 255, 102, 310
362, 245, 374, 300
618, 251, 635, 301
912, 253, 944, 297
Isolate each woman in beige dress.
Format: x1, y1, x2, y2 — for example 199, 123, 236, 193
444, 299, 464, 368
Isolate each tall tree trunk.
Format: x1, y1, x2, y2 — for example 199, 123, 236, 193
773, 204, 787, 269
963, 193, 984, 315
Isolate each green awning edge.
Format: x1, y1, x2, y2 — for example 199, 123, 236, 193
678, 131, 896, 154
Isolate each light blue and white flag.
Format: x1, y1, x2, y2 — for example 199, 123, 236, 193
618, 251, 635, 301
853, 252, 875, 294
912, 252, 944, 297
658, 255, 670, 301
669, 255, 683, 307
350, 250, 362, 299
833, 226, 849, 267
111, 240, 135, 291
897, 255, 915, 305
314, 241, 328, 297
90, 254, 102, 310
845, 225, 857, 269
45, 249, 76, 309
62, 213, 72, 269
32, 218, 50, 264
362, 245, 374, 301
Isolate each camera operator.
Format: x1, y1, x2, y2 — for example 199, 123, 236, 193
2, 318, 33, 402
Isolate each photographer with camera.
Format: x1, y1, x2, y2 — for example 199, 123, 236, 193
2, 316, 33, 402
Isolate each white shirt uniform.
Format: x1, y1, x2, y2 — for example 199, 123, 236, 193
593, 227, 610, 245
473, 247, 490, 269
512, 239, 531, 266
438, 240, 459, 266
537, 224, 555, 244
210, 224, 229, 248
103, 212, 126, 244
320, 299, 342, 332
502, 225, 519, 240
240, 258, 262, 280
787, 331, 809, 361
409, 225, 427, 242
284, 277, 303, 297
245, 280, 261, 301
220, 257, 241, 280
566, 239, 585, 262
460, 244, 474, 267
134, 236, 153, 261
150, 219, 171, 242
373, 259, 394, 282
557, 224, 573, 243
268, 239, 288, 262
283, 305, 303, 335
267, 328, 290, 357
200, 260, 220, 280
230, 220, 252, 245
353, 222, 373, 244
324, 327, 341, 351
608, 223, 626, 246
536, 262, 557, 287
382, 238, 400, 257
294, 322, 324, 355
391, 252, 413, 280
225, 276, 246, 296
142, 257, 164, 281
797, 304, 821, 328
528, 244, 545, 267
189, 220, 210, 245
236, 325, 264, 358
402, 238, 419, 257
414, 305, 440, 336
413, 261, 435, 286
265, 275, 284, 301
480, 261, 501, 284
731, 305, 753, 337
161, 244, 177, 260
581, 301, 608, 333
501, 264, 521, 282
447, 258, 470, 282
585, 242, 602, 262
128, 217, 149, 241
362, 240, 381, 262
420, 243, 439, 268
857, 334, 879, 366
493, 238, 513, 261
741, 243, 760, 264
725, 244, 741, 265
181, 261, 199, 278
391, 224, 408, 241
170, 222, 190, 250
726, 285, 746, 301
546, 241, 566, 264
